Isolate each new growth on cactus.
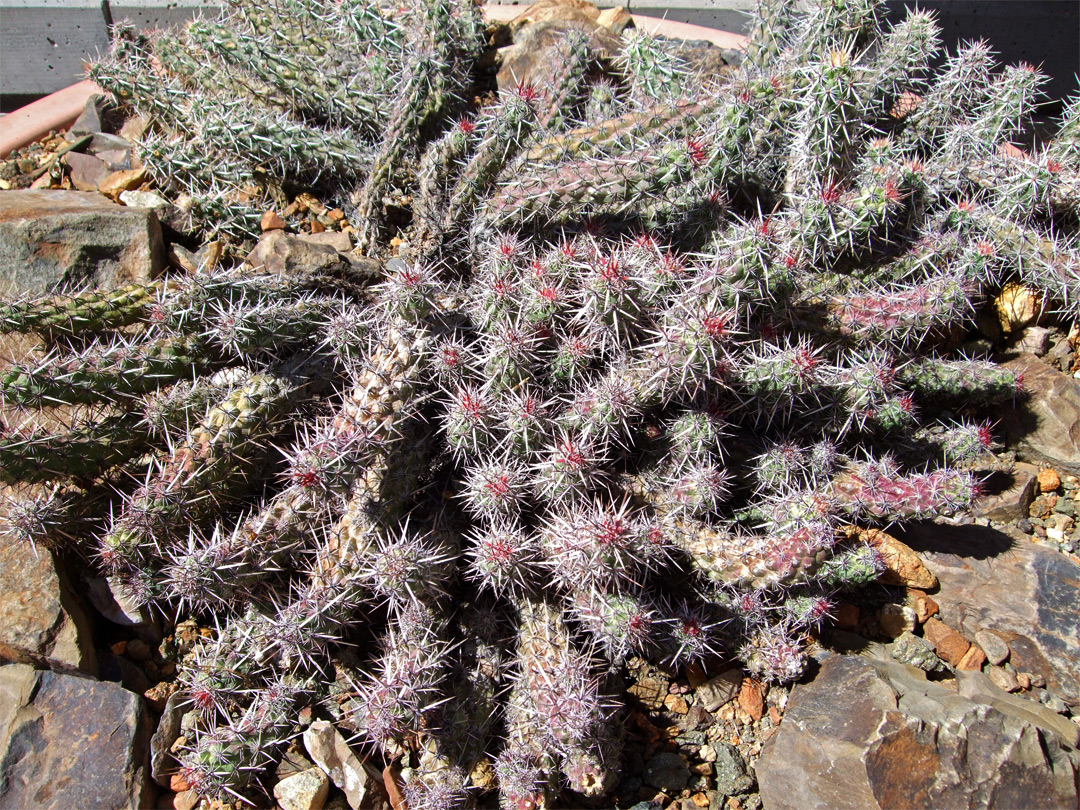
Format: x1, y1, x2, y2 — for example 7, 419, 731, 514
3, 0, 1080, 806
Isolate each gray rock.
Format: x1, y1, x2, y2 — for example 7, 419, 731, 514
0, 538, 96, 675
975, 630, 1011, 666
0, 666, 154, 809
711, 742, 754, 796
1014, 325, 1052, 356
297, 231, 352, 252
987, 664, 1021, 693
304, 721, 387, 810
896, 521, 1080, 704
245, 230, 380, 291
956, 668, 1079, 746
83, 575, 161, 643
61, 151, 109, 192
0, 190, 164, 297
973, 462, 1039, 522
643, 752, 690, 793
696, 668, 742, 712
274, 767, 329, 810
757, 653, 1078, 810
1001, 354, 1080, 473
150, 691, 189, 788
889, 631, 946, 672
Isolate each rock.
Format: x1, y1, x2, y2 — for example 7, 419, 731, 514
1001, 354, 1080, 474
1015, 325, 1052, 356
62, 151, 110, 191
0, 190, 164, 296
896, 521, 1080, 704
973, 462, 1039, 521
922, 617, 971, 667
304, 721, 388, 810
68, 94, 105, 137
596, 5, 633, 33
711, 742, 754, 797
274, 768, 330, 810
627, 667, 670, 711
738, 678, 764, 721
876, 604, 916, 638
956, 668, 1079, 746
298, 231, 352, 252
0, 666, 154, 809
644, 752, 690, 793
1038, 467, 1062, 493
756, 652, 1078, 810
0, 538, 96, 675
846, 527, 936, 588
987, 665, 1021, 692
150, 692, 189, 788
119, 190, 172, 214
955, 643, 986, 671
994, 282, 1042, 334
497, 19, 623, 90
975, 630, 1011, 666
696, 669, 741, 712
245, 229, 380, 288
98, 167, 149, 202
509, 0, 600, 26
889, 631, 946, 672
664, 693, 689, 714
171, 791, 199, 810
904, 589, 938, 624
261, 209, 287, 231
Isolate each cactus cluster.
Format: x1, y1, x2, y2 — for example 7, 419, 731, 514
4, 0, 1080, 806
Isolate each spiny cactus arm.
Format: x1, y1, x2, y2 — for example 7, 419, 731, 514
618, 29, 690, 105
414, 118, 480, 233
1048, 92, 1080, 166
794, 0, 882, 55
0, 335, 224, 409
894, 356, 1022, 402
828, 458, 978, 520
0, 282, 163, 338
863, 8, 941, 110
0, 412, 149, 484
899, 40, 996, 150
744, 0, 799, 70
536, 30, 592, 134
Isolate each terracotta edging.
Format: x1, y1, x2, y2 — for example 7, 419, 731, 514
0, 7, 747, 159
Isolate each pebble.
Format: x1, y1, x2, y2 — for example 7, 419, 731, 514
877, 603, 917, 638
738, 680, 764, 722
261, 210, 287, 231
697, 670, 742, 713
1038, 468, 1062, 492
273, 768, 329, 810
1035, 688, 1069, 714
644, 753, 691, 793
922, 617, 971, 667
711, 742, 754, 796
665, 694, 690, 714
890, 631, 946, 672
974, 630, 1010, 665
988, 665, 1021, 692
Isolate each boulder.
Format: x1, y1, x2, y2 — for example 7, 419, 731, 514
0, 665, 154, 809
757, 653, 1078, 810
0, 538, 96, 675
0, 190, 164, 296
895, 521, 1080, 704
1000, 354, 1080, 473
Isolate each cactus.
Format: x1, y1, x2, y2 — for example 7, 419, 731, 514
4, 0, 1080, 804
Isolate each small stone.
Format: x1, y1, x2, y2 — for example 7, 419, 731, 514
171, 790, 199, 810
1016, 672, 1031, 690
906, 588, 939, 623
1015, 325, 1052, 356
699, 744, 717, 763
597, 5, 634, 33
98, 166, 148, 201
126, 638, 152, 661
697, 669, 741, 713
644, 752, 690, 793
711, 742, 754, 796
890, 630, 946, 672
923, 617, 971, 667
665, 693, 690, 714
304, 720, 389, 810
170, 772, 190, 792
877, 603, 917, 638
686, 663, 706, 689
848, 526, 937, 588
274, 767, 330, 810
974, 462, 1039, 521
1039, 468, 1062, 493
629, 671, 670, 711
62, 151, 109, 191
119, 189, 171, 211
1036, 688, 1069, 714
328, 208, 345, 222
994, 282, 1042, 334
692, 792, 711, 807
988, 665, 1021, 692
143, 680, 178, 713
738, 679, 764, 722
834, 601, 860, 630
261, 210, 287, 231
974, 630, 1011, 665
956, 643, 987, 672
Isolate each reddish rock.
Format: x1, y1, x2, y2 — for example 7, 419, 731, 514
905, 589, 939, 624
956, 643, 987, 672
62, 151, 110, 191
757, 653, 1078, 810
834, 601, 860, 631
739, 679, 765, 722
98, 166, 148, 201
922, 618, 971, 667
853, 527, 937, 588
1037, 467, 1062, 492
664, 693, 689, 714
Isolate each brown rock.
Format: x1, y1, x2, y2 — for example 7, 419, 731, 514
847, 526, 936, 588
834, 601, 860, 631
0, 190, 164, 296
956, 643, 987, 672
877, 603, 917, 638
1037, 467, 1062, 492
988, 665, 1021, 693
597, 5, 634, 33
973, 462, 1039, 521
171, 791, 199, 810
261, 209, 287, 231
143, 680, 179, 713
98, 166, 148, 201
384, 766, 406, 810
739, 679, 764, 722
298, 230, 352, 252
0, 537, 96, 674
628, 670, 670, 711
497, 19, 622, 90
62, 151, 110, 191
906, 589, 939, 624
304, 721, 390, 810
685, 663, 706, 689
510, 0, 600, 26
696, 668, 741, 712
923, 618, 971, 667
170, 773, 189, 792
664, 693, 689, 714
1000, 354, 1080, 473
757, 652, 1078, 810
994, 282, 1042, 334
0, 666, 154, 809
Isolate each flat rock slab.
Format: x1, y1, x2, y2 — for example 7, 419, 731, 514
0, 664, 153, 809
757, 653, 1078, 810
1000, 354, 1080, 474
0, 190, 164, 296
0, 537, 96, 675
895, 521, 1080, 705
